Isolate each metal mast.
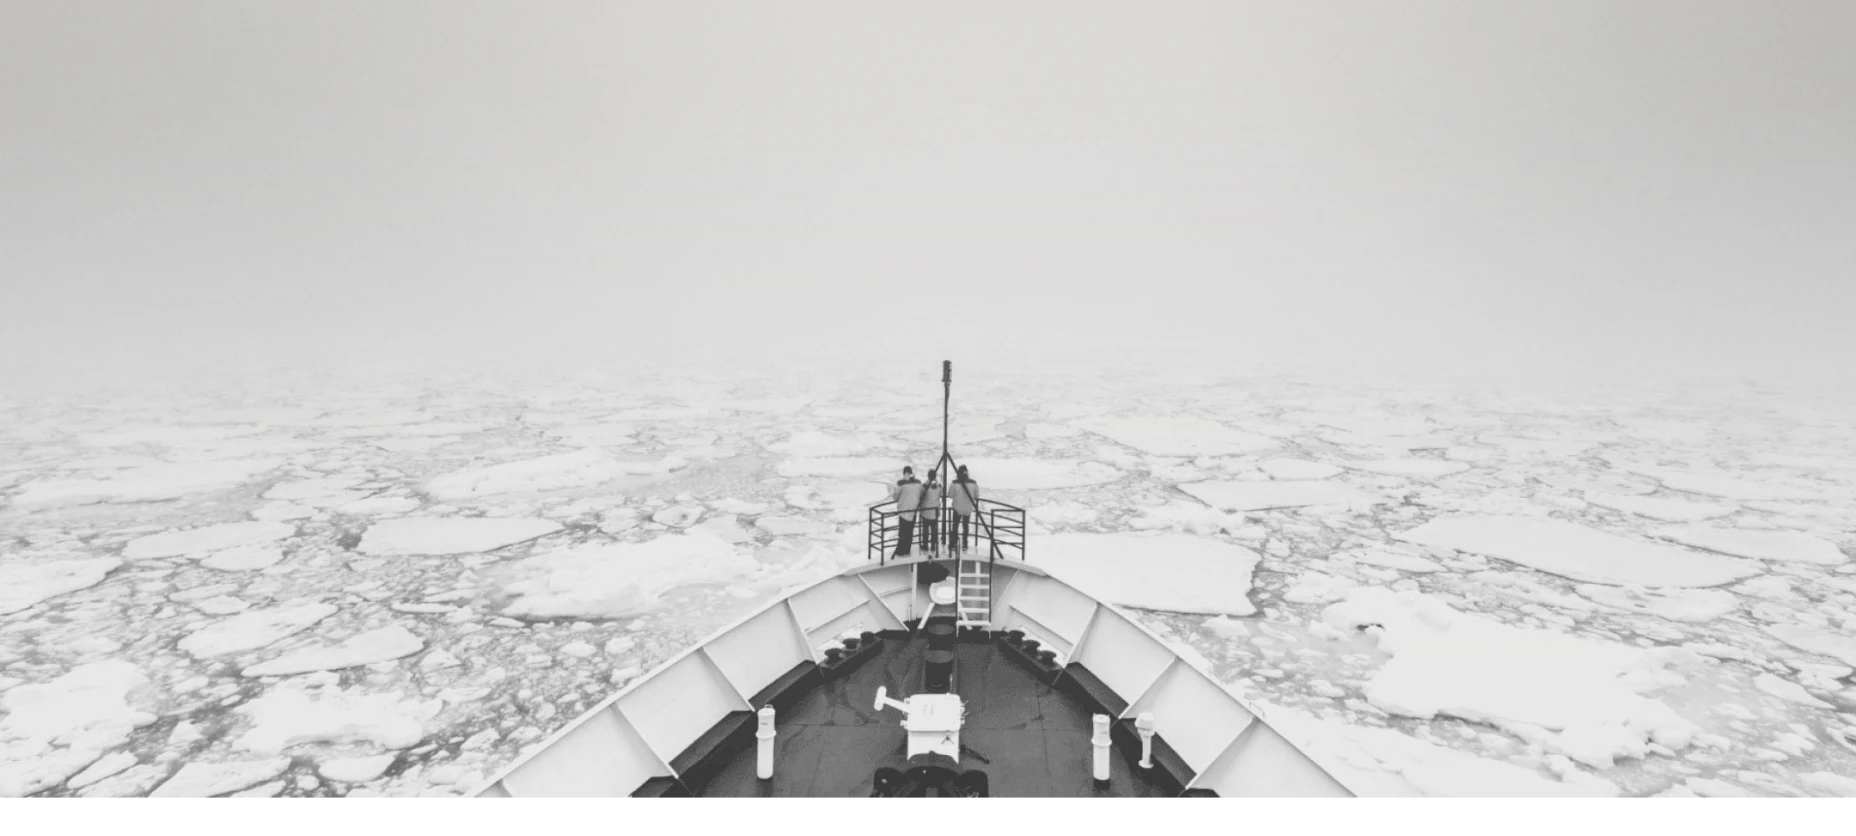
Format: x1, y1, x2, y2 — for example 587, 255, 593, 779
940, 360, 952, 485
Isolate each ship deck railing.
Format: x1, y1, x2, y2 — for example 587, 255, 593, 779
866, 497, 1025, 567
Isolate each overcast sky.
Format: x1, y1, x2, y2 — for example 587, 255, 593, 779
3, 1, 1852, 388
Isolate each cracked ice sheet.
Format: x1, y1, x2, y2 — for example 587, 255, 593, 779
1650, 525, 1847, 566
494, 532, 762, 620
1265, 709, 1610, 797
0, 557, 121, 615
1322, 587, 1700, 770
357, 516, 562, 556
1340, 460, 1471, 479
242, 625, 425, 677
232, 681, 426, 755
9, 458, 284, 510
1081, 416, 1278, 456
1644, 469, 1830, 502
1396, 515, 1760, 587
425, 449, 651, 501
1584, 494, 1736, 522
1180, 480, 1389, 512
1035, 533, 1259, 615
121, 521, 296, 560
957, 458, 1122, 491
0, 661, 159, 797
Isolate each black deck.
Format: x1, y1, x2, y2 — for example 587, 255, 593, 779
684, 631, 1182, 797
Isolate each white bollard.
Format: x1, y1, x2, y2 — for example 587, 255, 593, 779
1136, 712, 1156, 769
756, 706, 776, 780
1092, 714, 1111, 787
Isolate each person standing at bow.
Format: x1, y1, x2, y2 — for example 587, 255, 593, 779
948, 465, 979, 556
918, 470, 944, 558
888, 466, 923, 557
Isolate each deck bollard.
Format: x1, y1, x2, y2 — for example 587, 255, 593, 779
1092, 714, 1111, 788
1136, 712, 1155, 770
756, 706, 776, 780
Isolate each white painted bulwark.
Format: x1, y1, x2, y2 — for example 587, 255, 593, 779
703, 605, 809, 702
615, 651, 748, 766
498, 706, 666, 797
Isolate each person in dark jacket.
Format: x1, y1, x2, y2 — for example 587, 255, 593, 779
948, 465, 979, 555
888, 466, 923, 557
918, 471, 943, 558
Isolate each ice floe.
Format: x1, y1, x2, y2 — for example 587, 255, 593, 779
1575, 585, 1739, 623
1259, 459, 1344, 480
1269, 709, 1611, 797
1180, 481, 1389, 512
1650, 526, 1846, 566
1584, 494, 1736, 523
11, 458, 283, 510
426, 450, 644, 501
1340, 460, 1471, 479
242, 625, 425, 677
1396, 515, 1759, 587
1081, 417, 1277, 456
233, 680, 426, 754
1322, 587, 1700, 770
1035, 533, 1259, 615
1649, 470, 1825, 502
957, 458, 1122, 491
150, 759, 292, 797
0, 557, 121, 615
0, 661, 159, 797
358, 516, 563, 556
121, 521, 296, 560
1764, 624, 1856, 667
774, 457, 898, 478
319, 755, 396, 783
177, 602, 340, 658
494, 533, 760, 620
199, 546, 286, 572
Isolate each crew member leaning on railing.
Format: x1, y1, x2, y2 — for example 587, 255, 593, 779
887, 466, 923, 558
949, 465, 980, 556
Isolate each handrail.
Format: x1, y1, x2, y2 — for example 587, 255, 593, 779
866, 496, 1025, 566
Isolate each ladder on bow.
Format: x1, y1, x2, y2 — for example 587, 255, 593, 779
955, 556, 992, 630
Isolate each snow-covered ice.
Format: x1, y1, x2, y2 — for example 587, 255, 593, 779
1585, 494, 1736, 523
1082, 417, 1277, 456
1035, 533, 1260, 615
1180, 480, 1388, 512
122, 521, 296, 560
0, 558, 121, 615
357, 516, 563, 556
177, 602, 340, 658
495, 533, 762, 619
1397, 515, 1760, 587
1651, 526, 1847, 566
241, 625, 425, 677
1259, 459, 1344, 480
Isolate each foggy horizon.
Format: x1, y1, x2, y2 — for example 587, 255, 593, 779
4, 2, 1854, 391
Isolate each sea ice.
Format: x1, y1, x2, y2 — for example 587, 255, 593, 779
1322, 587, 1700, 770
0, 661, 158, 797
1650, 470, 1825, 502
233, 683, 426, 755
149, 759, 291, 797
177, 602, 339, 658
1650, 526, 1846, 566
199, 545, 285, 572
0, 558, 121, 616
1585, 494, 1736, 523
956, 458, 1122, 491
1396, 515, 1759, 587
1180, 481, 1388, 512
1753, 673, 1833, 709
1763, 624, 1856, 667
319, 755, 396, 783
1340, 460, 1471, 479
1035, 533, 1259, 615
1259, 459, 1344, 480
1575, 585, 1739, 623
121, 521, 296, 560
1268, 710, 1611, 797
426, 449, 641, 500
1081, 417, 1277, 456
774, 457, 898, 478
495, 533, 760, 619
11, 459, 283, 510
242, 625, 425, 677
358, 516, 563, 556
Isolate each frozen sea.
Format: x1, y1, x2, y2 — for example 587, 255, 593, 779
3, 369, 1855, 797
